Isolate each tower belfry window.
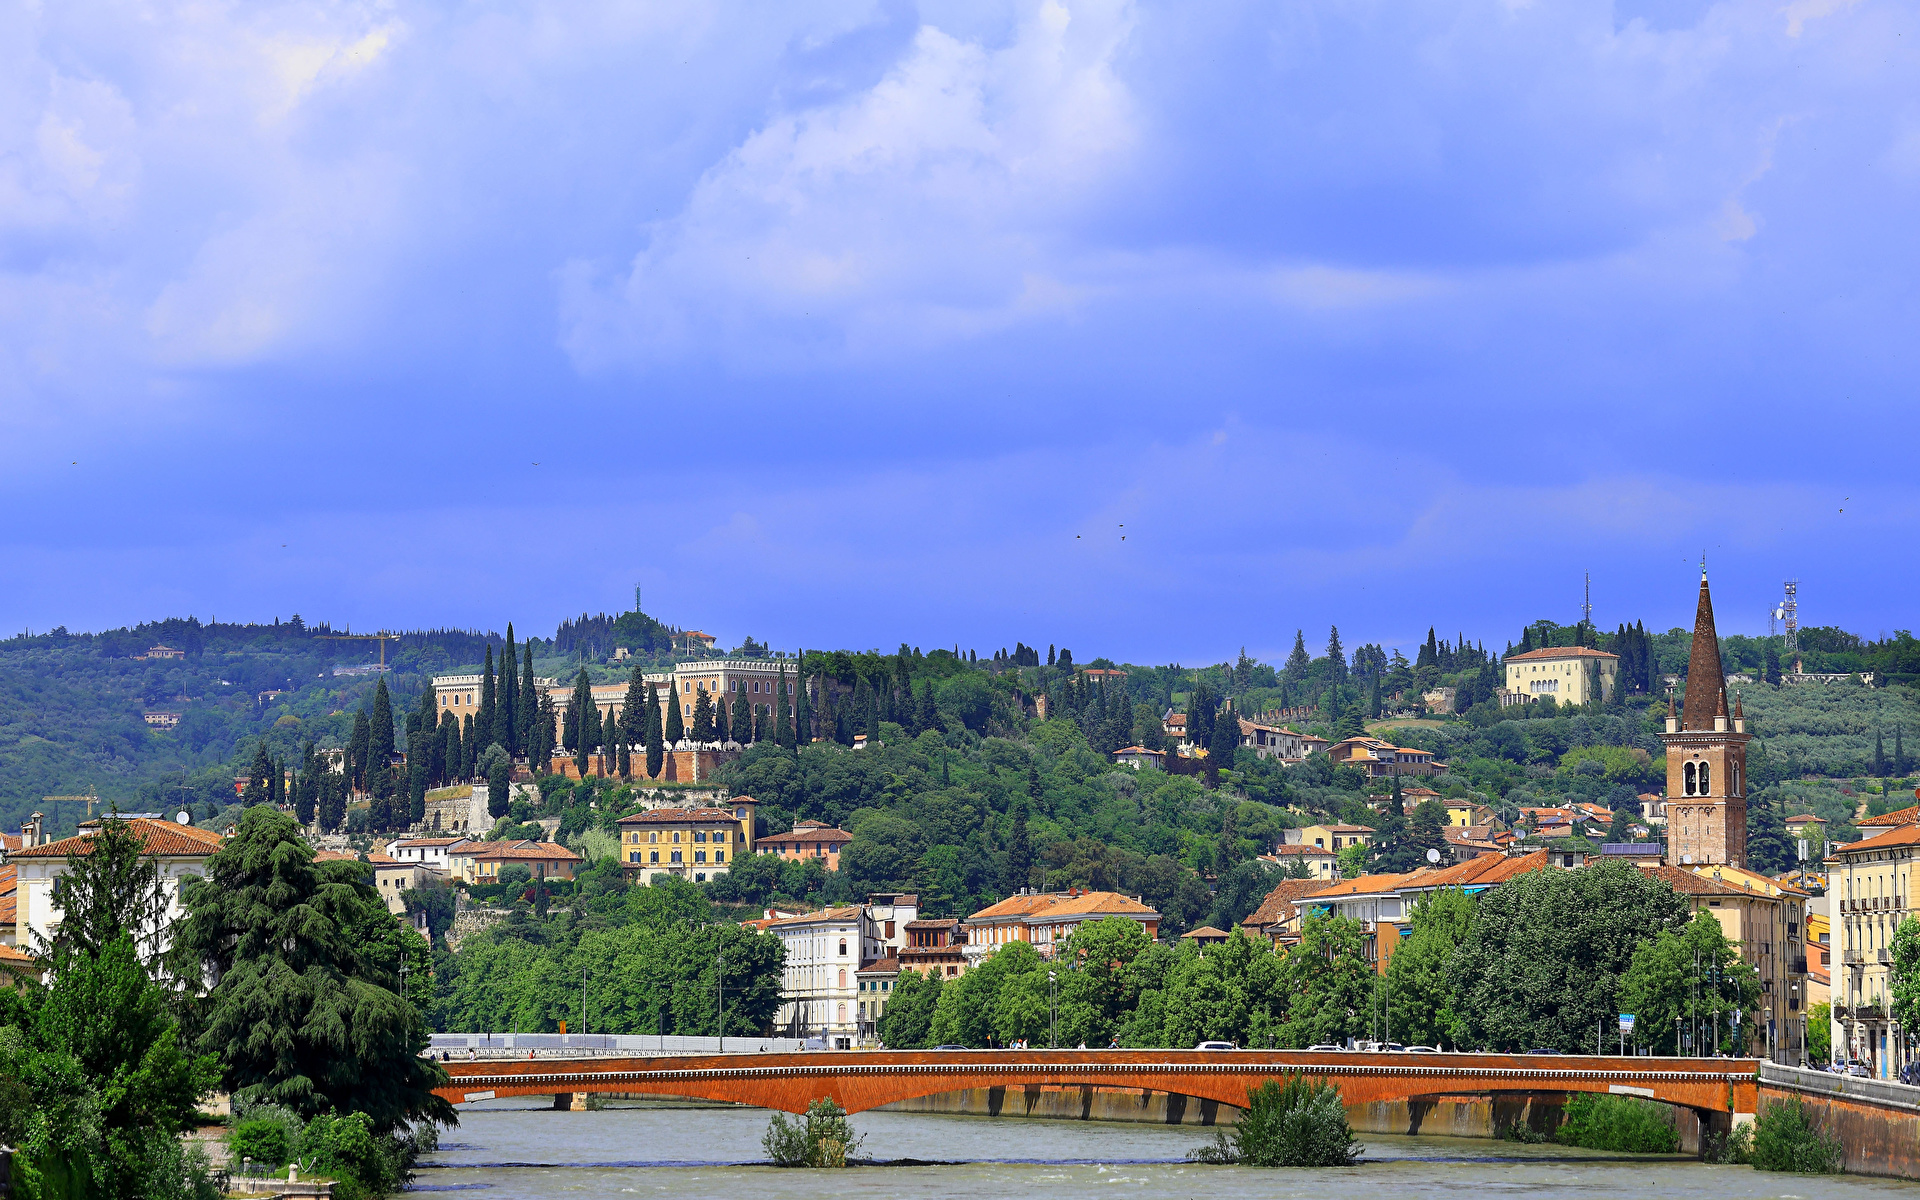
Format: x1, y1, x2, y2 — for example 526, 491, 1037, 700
1684, 762, 1697, 795
1699, 762, 1711, 795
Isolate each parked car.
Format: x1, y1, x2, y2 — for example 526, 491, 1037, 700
1404, 1046, 1441, 1054
1524, 1048, 1563, 1055
1194, 1041, 1236, 1050
1845, 1062, 1872, 1077
1306, 1044, 1346, 1051
930, 1044, 970, 1051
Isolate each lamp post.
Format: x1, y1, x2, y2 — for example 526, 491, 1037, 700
1048, 970, 1057, 1049
716, 950, 727, 1042
398, 961, 409, 1005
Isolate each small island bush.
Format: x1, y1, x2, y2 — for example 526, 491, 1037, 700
764, 1098, 863, 1167
1189, 1077, 1361, 1167
1750, 1098, 1842, 1174
1554, 1094, 1679, 1153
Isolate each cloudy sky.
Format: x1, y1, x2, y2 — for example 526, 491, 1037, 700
3, 0, 1915, 663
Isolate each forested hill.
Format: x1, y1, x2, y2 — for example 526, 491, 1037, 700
1, 610, 1915, 848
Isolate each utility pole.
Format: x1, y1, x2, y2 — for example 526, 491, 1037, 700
715, 950, 726, 1043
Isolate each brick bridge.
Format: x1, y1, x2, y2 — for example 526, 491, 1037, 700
437, 1049, 1757, 1118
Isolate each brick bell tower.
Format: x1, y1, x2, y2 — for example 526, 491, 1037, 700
1662, 569, 1750, 867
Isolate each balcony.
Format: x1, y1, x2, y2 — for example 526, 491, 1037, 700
1844, 951, 1865, 965
1791, 956, 1808, 975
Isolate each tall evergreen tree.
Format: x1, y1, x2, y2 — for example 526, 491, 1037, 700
243, 741, 272, 806
477, 646, 497, 752
914, 680, 938, 737
1326, 625, 1347, 686
349, 707, 371, 792
461, 714, 476, 777
1283, 629, 1312, 691
866, 677, 882, 742
1187, 681, 1216, 749
1369, 673, 1382, 720
774, 666, 794, 748
715, 689, 732, 745
600, 707, 619, 773
620, 667, 646, 749
666, 684, 685, 746
295, 741, 318, 827
1004, 800, 1033, 894
795, 665, 814, 743
496, 625, 518, 754
1216, 798, 1238, 869
368, 677, 397, 818
533, 692, 557, 770
691, 687, 714, 742
732, 686, 753, 746
645, 683, 665, 777
570, 670, 595, 776
519, 645, 538, 758
1877, 729, 1889, 778
1898, 727, 1911, 778
407, 728, 428, 825
319, 768, 346, 833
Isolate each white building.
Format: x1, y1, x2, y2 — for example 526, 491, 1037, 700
388, 836, 471, 871
766, 893, 917, 1048
10, 814, 223, 960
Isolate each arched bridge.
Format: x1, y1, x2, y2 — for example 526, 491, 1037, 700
436, 1049, 1759, 1117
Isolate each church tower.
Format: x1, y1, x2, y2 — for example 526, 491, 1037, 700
1662, 571, 1750, 866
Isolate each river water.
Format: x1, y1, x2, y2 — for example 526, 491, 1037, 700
415, 1099, 1916, 1198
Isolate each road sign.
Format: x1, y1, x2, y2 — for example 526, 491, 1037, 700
1618, 1014, 1635, 1034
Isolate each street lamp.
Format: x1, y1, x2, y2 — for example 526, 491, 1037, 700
1048, 970, 1057, 1049
398, 962, 409, 1005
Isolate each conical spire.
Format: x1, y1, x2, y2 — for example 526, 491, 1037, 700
1734, 692, 1744, 720
1681, 574, 1727, 730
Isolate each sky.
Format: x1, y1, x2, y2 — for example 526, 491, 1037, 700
3, 0, 1917, 665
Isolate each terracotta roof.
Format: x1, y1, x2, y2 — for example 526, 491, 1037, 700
1270, 845, 1336, 858
1180, 926, 1231, 939
905, 917, 961, 930
767, 906, 863, 928
1245, 879, 1335, 929
1114, 746, 1162, 756
1400, 849, 1555, 891
313, 849, 360, 861
0, 864, 16, 926
1858, 805, 1920, 828
392, 836, 467, 847
465, 841, 582, 862
1784, 814, 1827, 824
0, 944, 38, 968
1505, 645, 1620, 661
1639, 863, 1749, 896
616, 807, 742, 825
759, 826, 853, 846
367, 852, 399, 865
1833, 824, 1920, 854
1, 833, 19, 853
966, 890, 1157, 922
1322, 824, 1376, 834
1307, 871, 1428, 899
10, 818, 223, 860
857, 956, 901, 974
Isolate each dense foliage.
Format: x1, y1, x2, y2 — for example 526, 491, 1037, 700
1189, 1077, 1361, 1167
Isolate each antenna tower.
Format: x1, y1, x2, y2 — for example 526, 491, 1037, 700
1582, 572, 1593, 632
1781, 579, 1798, 656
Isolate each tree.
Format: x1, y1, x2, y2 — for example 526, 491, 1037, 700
646, 683, 666, 777
1899, 726, 1912, 778
1606, 805, 1635, 844
533, 691, 558, 770
495, 624, 518, 755
1283, 631, 1311, 694
169, 806, 452, 1132
877, 969, 942, 1048
1187, 681, 1216, 751
243, 740, 274, 807
1003, 801, 1033, 894
295, 741, 318, 827
796, 670, 814, 744
1449, 859, 1690, 1051
1277, 913, 1374, 1048
1385, 887, 1474, 1047
1619, 912, 1762, 1055
774, 666, 793, 749
1746, 791, 1793, 875
1325, 626, 1347, 687
1891, 916, 1920, 1036
1876, 728, 1888, 778
1764, 645, 1783, 686
731, 686, 753, 747
488, 755, 511, 820
571, 670, 595, 776
691, 687, 715, 743
477, 646, 497, 755
42, 817, 171, 962
620, 667, 646, 750
666, 684, 685, 746
319, 768, 346, 833
519, 645, 539, 757
349, 708, 371, 792
368, 675, 396, 804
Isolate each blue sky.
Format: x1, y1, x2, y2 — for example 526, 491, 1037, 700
3, 0, 1916, 664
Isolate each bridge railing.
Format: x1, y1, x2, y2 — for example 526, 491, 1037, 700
1759, 1061, 1920, 1111
428, 1033, 808, 1057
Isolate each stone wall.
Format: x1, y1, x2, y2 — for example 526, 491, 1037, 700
1759, 1062, 1920, 1178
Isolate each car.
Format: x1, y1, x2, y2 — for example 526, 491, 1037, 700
1306, 1044, 1346, 1052
1194, 1041, 1236, 1050
1845, 1063, 1872, 1077
930, 1044, 971, 1051
1523, 1048, 1563, 1055
1404, 1046, 1441, 1054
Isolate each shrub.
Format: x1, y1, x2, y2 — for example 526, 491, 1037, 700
764, 1098, 863, 1167
1554, 1094, 1679, 1153
228, 1105, 301, 1171
1189, 1077, 1361, 1167
1751, 1099, 1843, 1174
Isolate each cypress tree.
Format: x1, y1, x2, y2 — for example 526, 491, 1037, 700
497, 624, 518, 754
477, 646, 497, 751
244, 741, 272, 806
1326, 626, 1347, 685
1004, 800, 1032, 894
1369, 673, 1382, 720
295, 741, 318, 827
368, 676, 396, 812
715, 689, 732, 745
774, 666, 793, 748
795, 666, 814, 744
462, 714, 476, 777
691, 687, 714, 742
319, 770, 346, 833
1898, 727, 1910, 778
646, 683, 665, 777
535, 692, 558, 771
1217, 798, 1238, 869
571, 670, 595, 776
732, 686, 753, 746
438, 712, 458, 785
1876, 729, 1888, 778
349, 708, 371, 792
914, 680, 938, 738
602, 707, 619, 774
1187, 681, 1215, 749
620, 667, 646, 749
617, 714, 632, 778
866, 678, 882, 742
519, 645, 538, 758
666, 684, 685, 746
407, 729, 428, 824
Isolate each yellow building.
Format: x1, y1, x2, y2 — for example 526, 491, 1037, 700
1504, 646, 1618, 706
1828, 823, 1919, 1078
615, 806, 752, 884
1641, 864, 1808, 1063
1282, 824, 1375, 852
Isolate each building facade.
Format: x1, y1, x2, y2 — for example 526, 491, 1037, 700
962, 890, 1159, 966
1828, 823, 1917, 1077
1662, 573, 1750, 869
1503, 645, 1619, 706
768, 895, 917, 1048
447, 839, 581, 884
615, 807, 749, 883
757, 821, 852, 871
1324, 737, 1440, 777
10, 816, 223, 959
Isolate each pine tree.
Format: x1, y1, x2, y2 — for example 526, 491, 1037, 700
1005, 800, 1032, 894
691, 687, 715, 742
732, 686, 753, 746
295, 741, 318, 827
1284, 630, 1311, 690
774, 666, 793, 748
1326, 626, 1347, 685
914, 680, 938, 737
666, 683, 685, 746
645, 683, 665, 777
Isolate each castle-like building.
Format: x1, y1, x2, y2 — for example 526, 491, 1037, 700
1662, 571, 1751, 867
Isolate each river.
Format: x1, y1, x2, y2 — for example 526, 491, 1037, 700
415, 1099, 1917, 1198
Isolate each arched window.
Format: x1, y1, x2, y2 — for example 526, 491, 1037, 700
1684, 762, 1697, 795
1699, 762, 1711, 795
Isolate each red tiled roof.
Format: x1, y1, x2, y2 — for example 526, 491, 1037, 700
1245, 879, 1335, 928
0, 944, 38, 969
1784, 814, 1827, 824
1834, 824, 1920, 854
10, 818, 223, 860
1270, 845, 1335, 858
1505, 646, 1619, 661
967, 890, 1157, 922
759, 826, 853, 846
857, 956, 901, 974
1, 833, 20, 853
616, 807, 742, 825
465, 841, 582, 862
1859, 805, 1920, 828
1180, 926, 1231, 939
1638, 863, 1750, 896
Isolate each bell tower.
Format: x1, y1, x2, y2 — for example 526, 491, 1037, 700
1662, 570, 1750, 867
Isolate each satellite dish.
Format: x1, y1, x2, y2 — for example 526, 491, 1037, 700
175, 810, 191, 825
1426, 848, 1441, 863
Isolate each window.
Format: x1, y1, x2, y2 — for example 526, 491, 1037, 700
838, 969, 846, 987
839, 939, 848, 956
1684, 762, 1697, 795
695, 851, 706, 863
1699, 762, 1711, 794
629, 851, 640, 863
650, 851, 659, 863
885, 921, 895, 938
648, 832, 657, 843
694, 831, 707, 843
715, 851, 724, 863
695, 873, 706, 882
671, 850, 682, 863
673, 831, 681, 843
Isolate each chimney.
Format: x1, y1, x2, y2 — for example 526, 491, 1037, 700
24, 811, 43, 849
